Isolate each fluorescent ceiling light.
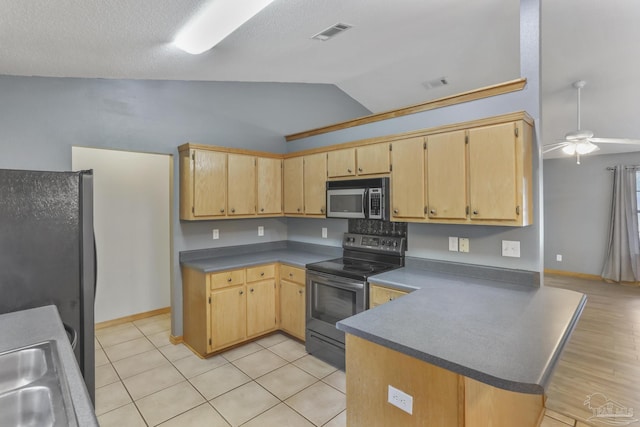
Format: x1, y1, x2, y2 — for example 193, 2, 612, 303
174, 0, 276, 54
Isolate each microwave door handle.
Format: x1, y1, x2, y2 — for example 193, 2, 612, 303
363, 189, 369, 218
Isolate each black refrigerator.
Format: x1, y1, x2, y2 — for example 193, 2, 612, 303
0, 169, 96, 404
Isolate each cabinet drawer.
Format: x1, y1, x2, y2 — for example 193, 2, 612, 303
246, 264, 276, 282
369, 284, 409, 308
210, 269, 245, 290
280, 264, 305, 285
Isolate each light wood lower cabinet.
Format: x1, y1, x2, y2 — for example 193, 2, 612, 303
369, 283, 409, 308
346, 334, 544, 427
183, 262, 305, 357
279, 264, 306, 340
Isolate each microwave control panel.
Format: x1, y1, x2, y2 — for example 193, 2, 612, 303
368, 188, 382, 219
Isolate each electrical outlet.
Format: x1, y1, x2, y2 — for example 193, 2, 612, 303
448, 236, 459, 252
556, 254, 562, 262
322, 227, 328, 239
502, 240, 521, 258
388, 385, 413, 415
258, 226, 264, 236
459, 238, 469, 253
212, 229, 219, 240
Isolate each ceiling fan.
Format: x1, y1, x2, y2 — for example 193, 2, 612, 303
543, 80, 640, 164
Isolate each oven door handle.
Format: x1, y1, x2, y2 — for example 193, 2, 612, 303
307, 272, 365, 292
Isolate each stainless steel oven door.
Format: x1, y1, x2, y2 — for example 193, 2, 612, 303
305, 271, 367, 344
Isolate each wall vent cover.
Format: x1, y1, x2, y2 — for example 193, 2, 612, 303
311, 23, 352, 41
422, 77, 449, 90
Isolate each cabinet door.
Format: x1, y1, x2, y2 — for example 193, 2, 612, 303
210, 286, 246, 350
327, 149, 356, 178
468, 123, 518, 221
356, 143, 390, 175
283, 157, 304, 214
280, 279, 305, 340
228, 154, 256, 216
304, 153, 327, 215
391, 137, 426, 219
246, 279, 277, 337
369, 284, 408, 309
257, 157, 282, 215
426, 131, 467, 220
193, 150, 227, 217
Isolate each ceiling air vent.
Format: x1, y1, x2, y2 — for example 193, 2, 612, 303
422, 77, 449, 90
311, 23, 352, 41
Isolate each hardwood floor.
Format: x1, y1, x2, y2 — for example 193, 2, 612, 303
543, 273, 640, 426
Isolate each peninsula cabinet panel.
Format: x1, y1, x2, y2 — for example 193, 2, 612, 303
391, 137, 426, 220
246, 279, 277, 338
369, 283, 409, 308
257, 157, 282, 215
227, 154, 256, 216
283, 157, 304, 214
426, 130, 467, 220
468, 123, 519, 222
210, 285, 247, 350
356, 143, 390, 175
303, 153, 327, 215
327, 148, 356, 178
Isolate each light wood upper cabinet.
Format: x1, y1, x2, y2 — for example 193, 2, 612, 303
357, 143, 390, 175
468, 122, 520, 222
227, 154, 256, 216
257, 157, 282, 215
179, 149, 227, 219
426, 131, 467, 220
327, 149, 356, 178
283, 157, 304, 214
391, 137, 426, 219
304, 153, 327, 215
210, 285, 246, 351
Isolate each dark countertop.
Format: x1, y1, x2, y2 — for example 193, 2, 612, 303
337, 267, 586, 394
180, 241, 341, 273
0, 305, 98, 426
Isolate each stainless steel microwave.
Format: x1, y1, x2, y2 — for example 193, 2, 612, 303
326, 178, 389, 220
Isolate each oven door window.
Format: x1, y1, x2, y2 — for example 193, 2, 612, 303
311, 282, 357, 325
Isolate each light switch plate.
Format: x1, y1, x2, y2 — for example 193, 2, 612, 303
448, 236, 459, 252
258, 226, 264, 236
213, 229, 219, 240
556, 254, 562, 262
502, 240, 520, 258
322, 227, 328, 239
459, 238, 469, 253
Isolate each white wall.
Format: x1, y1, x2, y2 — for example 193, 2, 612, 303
72, 147, 172, 323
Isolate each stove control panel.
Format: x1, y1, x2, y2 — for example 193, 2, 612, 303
343, 233, 405, 255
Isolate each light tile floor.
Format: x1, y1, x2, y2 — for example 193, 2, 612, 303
95, 315, 346, 427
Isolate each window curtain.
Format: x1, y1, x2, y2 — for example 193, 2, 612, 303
601, 165, 640, 282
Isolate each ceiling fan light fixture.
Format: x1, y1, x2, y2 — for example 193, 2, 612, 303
575, 140, 599, 155
174, 0, 276, 54
562, 144, 576, 155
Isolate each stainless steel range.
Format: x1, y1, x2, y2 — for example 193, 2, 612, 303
305, 232, 405, 369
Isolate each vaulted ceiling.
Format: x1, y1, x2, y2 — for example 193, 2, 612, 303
1, 0, 638, 158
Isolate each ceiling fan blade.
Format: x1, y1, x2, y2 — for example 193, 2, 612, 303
542, 142, 570, 154
589, 137, 640, 145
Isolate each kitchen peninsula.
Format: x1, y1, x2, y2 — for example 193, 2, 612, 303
337, 264, 586, 427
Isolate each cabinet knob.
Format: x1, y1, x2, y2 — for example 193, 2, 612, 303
260, 272, 264, 276
297, 208, 301, 212
260, 208, 264, 212
298, 289, 303, 295
231, 208, 235, 213
239, 290, 244, 295
393, 209, 399, 214
430, 209, 436, 215
347, 168, 352, 173
473, 209, 479, 215
250, 288, 254, 293
227, 277, 232, 282
289, 273, 293, 277
358, 167, 363, 172
320, 207, 325, 214
220, 208, 225, 213
389, 297, 394, 301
